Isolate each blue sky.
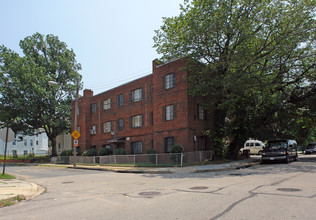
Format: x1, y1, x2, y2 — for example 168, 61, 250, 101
1, 0, 184, 94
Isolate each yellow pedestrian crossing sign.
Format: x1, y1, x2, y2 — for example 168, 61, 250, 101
72, 130, 80, 140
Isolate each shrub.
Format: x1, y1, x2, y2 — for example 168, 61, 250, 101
60, 150, 73, 156
114, 148, 126, 155
99, 147, 113, 156
146, 148, 156, 164
27, 153, 35, 159
169, 145, 184, 163
82, 149, 98, 156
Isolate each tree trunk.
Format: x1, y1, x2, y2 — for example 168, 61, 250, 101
51, 137, 57, 157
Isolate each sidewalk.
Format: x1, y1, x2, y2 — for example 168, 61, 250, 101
0, 158, 259, 206
0, 178, 45, 207
67, 158, 259, 174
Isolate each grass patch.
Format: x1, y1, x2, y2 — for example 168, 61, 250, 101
0, 195, 25, 208
0, 174, 16, 179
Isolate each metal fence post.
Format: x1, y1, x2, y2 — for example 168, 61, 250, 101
156, 154, 158, 166
181, 153, 183, 167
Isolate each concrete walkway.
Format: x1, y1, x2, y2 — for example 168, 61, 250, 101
0, 158, 259, 206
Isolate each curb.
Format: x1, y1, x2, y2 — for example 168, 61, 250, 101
0, 194, 26, 206
66, 160, 260, 174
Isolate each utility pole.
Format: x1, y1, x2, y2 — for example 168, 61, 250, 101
73, 78, 79, 168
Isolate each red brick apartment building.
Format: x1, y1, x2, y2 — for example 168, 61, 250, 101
72, 59, 215, 154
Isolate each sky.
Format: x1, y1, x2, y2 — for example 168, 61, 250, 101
1, 0, 184, 95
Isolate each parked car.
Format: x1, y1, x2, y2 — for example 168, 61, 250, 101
305, 142, 316, 154
240, 140, 265, 155
261, 139, 298, 163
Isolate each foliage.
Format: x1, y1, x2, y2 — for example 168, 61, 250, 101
169, 144, 184, 163
99, 147, 113, 156
113, 148, 126, 155
82, 149, 98, 156
154, 0, 316, 158
60, 150, 73, 156
0, 32, 82, 156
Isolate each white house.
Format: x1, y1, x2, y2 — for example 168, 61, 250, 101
0, 128, 48, 156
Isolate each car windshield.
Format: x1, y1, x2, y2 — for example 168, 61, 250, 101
307, 144, 316, 149
265, 141, 287, 151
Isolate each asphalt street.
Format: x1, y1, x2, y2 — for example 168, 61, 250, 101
1, 155, 316, 220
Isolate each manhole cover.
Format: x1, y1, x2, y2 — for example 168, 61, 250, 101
61, 181, 74, 184
139, 191, 161, 196
277, 188, 302, 192
190, 186, 209, 190
229, 173, 243, 176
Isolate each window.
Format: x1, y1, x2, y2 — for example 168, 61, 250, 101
58, 143, 61, 151
117, 94, 124, 107
198, 136, 207, 151
90, 125, 97, 135
148, 84, 153, 98
24, 139, 27, 146
91, 103, 97, 114
149, 112, 153, 126
164, 104, 176, 121
118, 118, 124, 131
30, 139, 33, 146
131, 88, 142, 102
132, 141, 143, 154
164, 137, 174, 153
12, 140, 16, 145
164, 73, 176, 89
77, 106, 80, 115
131, 115, 143, 128
77, 127, 81, 134
24, 150, 28, 156
36, 140, 39, 145
103, 98, 111, 110
103, 121, 112, 133
198, 104, 206, 120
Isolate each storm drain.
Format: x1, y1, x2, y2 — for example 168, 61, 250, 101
277, 188, 302, 192
190, 186, 209, 190
139, 191, 161, 197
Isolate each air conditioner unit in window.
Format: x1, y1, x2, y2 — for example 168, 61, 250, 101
90, 127, 97, 135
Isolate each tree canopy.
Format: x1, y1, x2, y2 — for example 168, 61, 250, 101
154, 0, 316, 158
0, 33, 82, 156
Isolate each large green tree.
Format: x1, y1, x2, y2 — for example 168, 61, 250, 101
0, 33, 82, 156
154, 0, 316, 158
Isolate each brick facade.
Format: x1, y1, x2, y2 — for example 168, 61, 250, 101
72, 59, 214, 154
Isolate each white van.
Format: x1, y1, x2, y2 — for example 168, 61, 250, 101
240, 140, 265, 155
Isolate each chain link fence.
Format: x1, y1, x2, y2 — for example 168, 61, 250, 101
50, 150, 214, 167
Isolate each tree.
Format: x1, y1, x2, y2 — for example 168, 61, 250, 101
0, 33, 82, 156
154, 0, 315, 158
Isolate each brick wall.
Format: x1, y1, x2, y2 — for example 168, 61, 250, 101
72, 59, 214, 154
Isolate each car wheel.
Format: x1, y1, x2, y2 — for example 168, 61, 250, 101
294, 154, 298, 161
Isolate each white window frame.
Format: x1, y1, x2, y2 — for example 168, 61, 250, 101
132, 88, 142, 102
103, 98, 111, 110
198, 105, 204, 120
103, 121, 112, 133
165, 73, 175, 89
166, 105, 174, 121
132, 115, 142, 128
90, 125, 97, 135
